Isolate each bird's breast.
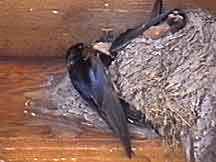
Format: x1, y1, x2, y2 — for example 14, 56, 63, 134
143, 23, 170, 40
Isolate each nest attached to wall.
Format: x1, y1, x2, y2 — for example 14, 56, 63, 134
109, 9, 216, 161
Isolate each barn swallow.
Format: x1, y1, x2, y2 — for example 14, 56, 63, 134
110, 0, 187, 53
66, 43, 133, 158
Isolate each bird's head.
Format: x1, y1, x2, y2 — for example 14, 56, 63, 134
167, 9, 187, 32
66, 43, 85, 67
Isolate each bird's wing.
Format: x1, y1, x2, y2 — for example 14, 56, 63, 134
68, 63, 98, 108
89, 55, 133, 158
110, 0, 169, 53
110, 27, 144, 53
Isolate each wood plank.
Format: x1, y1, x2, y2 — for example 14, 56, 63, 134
0, 58, 187, 162
0, 0, 201, 58
0, 137, 186, 162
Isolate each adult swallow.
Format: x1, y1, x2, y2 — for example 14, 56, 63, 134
66, 43, 133, 158
110, 0, 187, 53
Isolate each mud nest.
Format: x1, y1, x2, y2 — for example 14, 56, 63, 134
110, 9, 216, 162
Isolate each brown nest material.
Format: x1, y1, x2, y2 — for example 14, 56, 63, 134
109, 9, 216, 162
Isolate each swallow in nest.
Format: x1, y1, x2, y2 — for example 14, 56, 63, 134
110, 0, 187, 53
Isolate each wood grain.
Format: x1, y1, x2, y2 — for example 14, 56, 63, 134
0, 59, 187, 162
0, 0, 202, 58
0, 137, 186, 162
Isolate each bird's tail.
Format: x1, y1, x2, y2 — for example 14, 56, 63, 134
120, 131, 134, 158
93, 55, 133, 158
101, 93, 133, 158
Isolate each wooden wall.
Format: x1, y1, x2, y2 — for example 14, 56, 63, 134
0, 0, 214, 59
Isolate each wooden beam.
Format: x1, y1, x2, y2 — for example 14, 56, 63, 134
0, 137, 186, 162
0, 0, 211, 58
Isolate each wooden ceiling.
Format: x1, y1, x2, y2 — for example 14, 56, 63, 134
0, 0, 214, 58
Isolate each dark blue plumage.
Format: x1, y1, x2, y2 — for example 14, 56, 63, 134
66, 43, 133, 158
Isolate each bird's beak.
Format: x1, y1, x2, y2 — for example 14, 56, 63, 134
93, 42, 112, 56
